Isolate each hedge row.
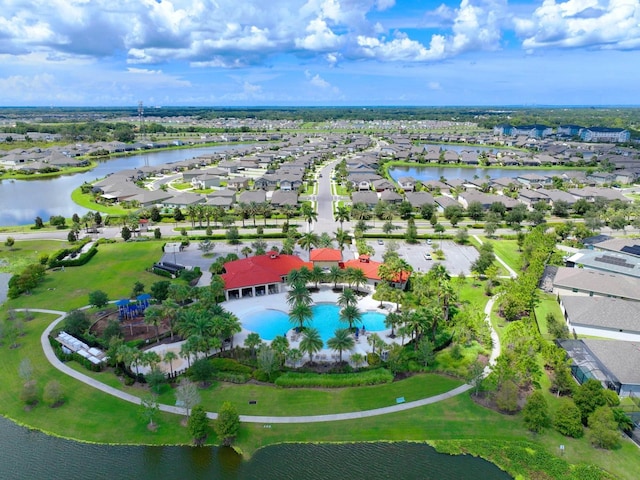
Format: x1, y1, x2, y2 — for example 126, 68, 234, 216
274, 368, 393, 388
48, 242, 98, 268
209, 357, 254, 375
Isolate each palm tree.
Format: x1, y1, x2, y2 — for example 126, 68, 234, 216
350, 352, 365, 369
338, 288, 358, 309
270, 335, 290, 366
143, 304, 163, 344
327, 265, 343, 289
244, 332, 262, 357
318, 232, 333, 248
186, 205, 197, 228
350, 202, 370, 222
212, 206, 225, 227
195, 204, 205, 228
384, 311, 402, 338
234, 202, 247, 227
301, 203, 317, 232
334, 205, 350, 228
248, 201, 260, 227
299, 328, 323, 363
298, 232, 319, 254
289, 302, 313, 331
241, 246, 252, 258
260, 202, 273, 226
163, 351, 178, 377
309, 265, 325, 289
339, 304, 362, 331
287, 282, 312, 307
280, 204, 297, 227
367, 332, 382, 354
287, 267, 311, 287
327, 328, 355, 363
347, 267, 368, 293
333, 228, 351, 252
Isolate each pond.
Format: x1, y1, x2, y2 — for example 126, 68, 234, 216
0, 416, 512, 480
0, 145, 244, 226
388, 165, 565, 184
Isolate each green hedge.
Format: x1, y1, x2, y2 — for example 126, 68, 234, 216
209, 358, 254, 374
213, 372, 250, 384
48, 241, 98, 268
275, 368, 393, 388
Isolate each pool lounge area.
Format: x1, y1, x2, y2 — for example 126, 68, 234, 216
223, 286, 402, 363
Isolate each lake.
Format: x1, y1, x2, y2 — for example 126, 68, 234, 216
0, 145, 242, 226
0, 416, 511, 480
388, 165, 563, 183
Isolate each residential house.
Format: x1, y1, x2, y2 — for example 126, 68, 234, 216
379, 189, 403, 204
559, 339, 640, 397
270, 190, 299, 207
405, 191, 434, 208
351, 191, 379, 208
552, 266, 640, 302
396, 176, 416, 192
226, 177, 250, 190
516, 173, 551, 188
238, 190, 266, 204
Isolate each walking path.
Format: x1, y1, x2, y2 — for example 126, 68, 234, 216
472, 234, 518, 278
28, 286, 500, 423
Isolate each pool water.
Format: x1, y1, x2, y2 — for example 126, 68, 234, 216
241, 303, 387, 342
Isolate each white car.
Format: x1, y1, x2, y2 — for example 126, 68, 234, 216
424, 252, 432, 260
426, 239, 432, 245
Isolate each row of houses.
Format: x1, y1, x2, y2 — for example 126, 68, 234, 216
550, 237, 640, 397
347, 168, 630, 213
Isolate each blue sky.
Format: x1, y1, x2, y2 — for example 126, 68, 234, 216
0, 0, 639, 106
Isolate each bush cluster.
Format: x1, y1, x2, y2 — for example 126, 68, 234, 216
275, 368, 393, 388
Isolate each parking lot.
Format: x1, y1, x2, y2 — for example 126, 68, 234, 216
162, 238, 479, 278
366, 239, 478, 276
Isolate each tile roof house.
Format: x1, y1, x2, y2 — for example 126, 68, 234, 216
310, 248, 342, 269
342, 255, 410, 290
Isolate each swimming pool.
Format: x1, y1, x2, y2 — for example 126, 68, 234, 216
241, 303, 387, 342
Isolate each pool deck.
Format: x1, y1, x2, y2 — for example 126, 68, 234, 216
138, 286, 401, 374
223, 285, 401, 364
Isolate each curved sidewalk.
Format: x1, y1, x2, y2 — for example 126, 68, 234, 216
30, 308, 486, 424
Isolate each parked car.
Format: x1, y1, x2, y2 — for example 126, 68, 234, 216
426, 239, 432, 245
424, 252, 432, 260
377, 239, 384, 245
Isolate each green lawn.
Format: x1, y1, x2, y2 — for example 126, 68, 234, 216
71, 187, 132, 216
534, 292, 564, 338
480, 237, 522, 273
0, 240, 70, 274
7, 240, 167, 311
2, 241, 640, 479
155, 374, 462, 416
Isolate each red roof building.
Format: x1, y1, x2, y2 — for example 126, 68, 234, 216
342, 255, 410, 289
310, 248, 342, 268
221, 253, 311, 300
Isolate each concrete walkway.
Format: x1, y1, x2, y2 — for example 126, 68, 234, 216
27, 295, 499, 424
473, 234, 518, 278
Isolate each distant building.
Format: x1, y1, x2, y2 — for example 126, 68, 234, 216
581, 127, 630, 143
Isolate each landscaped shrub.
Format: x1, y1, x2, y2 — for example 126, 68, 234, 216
213, 372, 249, 384
274, 368, 393, 388
209, 358, 253, 375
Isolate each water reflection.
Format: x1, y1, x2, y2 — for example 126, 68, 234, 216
1, 145, 241, 226
0, 417, 511, 480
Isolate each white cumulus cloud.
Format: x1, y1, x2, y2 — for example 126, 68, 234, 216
515, 0, 640, 50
